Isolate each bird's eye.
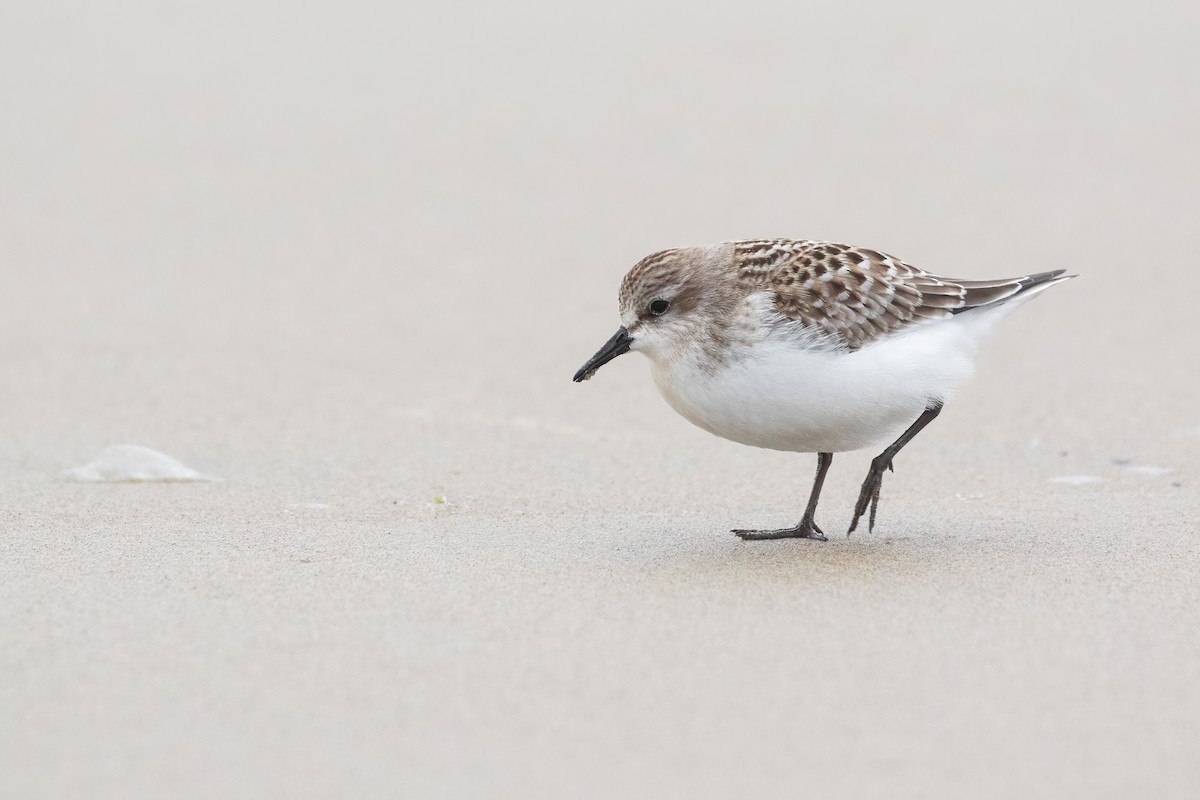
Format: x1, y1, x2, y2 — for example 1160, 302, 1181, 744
649, 299, 670, 316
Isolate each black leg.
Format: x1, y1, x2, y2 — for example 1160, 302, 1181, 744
848, 402, 944, 535
734, 452, 833, 541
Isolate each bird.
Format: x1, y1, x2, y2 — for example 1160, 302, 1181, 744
572, 239, 1074, 540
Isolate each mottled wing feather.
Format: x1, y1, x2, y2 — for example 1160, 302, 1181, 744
733, 239, 1053, 350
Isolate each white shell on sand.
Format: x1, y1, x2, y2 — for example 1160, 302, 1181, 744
1051, 475, 1104, 486
67, 445, 217, 483
1126, 465, 1174, 477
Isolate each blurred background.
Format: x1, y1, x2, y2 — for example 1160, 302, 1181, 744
3, 1, 1198, 798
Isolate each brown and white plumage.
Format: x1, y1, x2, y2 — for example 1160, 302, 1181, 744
733, 239, 1067, 350
575, 239, 1075, 538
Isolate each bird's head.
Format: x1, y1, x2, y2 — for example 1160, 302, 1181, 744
573, 244, 735, 382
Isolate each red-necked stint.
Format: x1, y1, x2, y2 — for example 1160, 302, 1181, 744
573, 239, 1075, 540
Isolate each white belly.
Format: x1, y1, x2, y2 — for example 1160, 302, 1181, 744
651, 321, 977, 453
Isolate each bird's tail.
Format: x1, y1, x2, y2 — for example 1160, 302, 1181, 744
950, 269, 1076, 315
943, 269, 1075, 343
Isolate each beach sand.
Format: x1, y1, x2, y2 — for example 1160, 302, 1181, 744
3, 1, 1198, 797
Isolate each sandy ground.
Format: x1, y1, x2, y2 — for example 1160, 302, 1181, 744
3, 1, 1199, 797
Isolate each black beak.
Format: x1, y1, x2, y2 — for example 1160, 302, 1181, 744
573, 327, 633, 382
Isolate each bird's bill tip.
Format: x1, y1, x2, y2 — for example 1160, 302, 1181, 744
572, 327, 632, 383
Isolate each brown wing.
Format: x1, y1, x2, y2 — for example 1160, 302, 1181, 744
734, 239, 1059, 350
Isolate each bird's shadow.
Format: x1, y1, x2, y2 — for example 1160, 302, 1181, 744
618, 523, 991, 590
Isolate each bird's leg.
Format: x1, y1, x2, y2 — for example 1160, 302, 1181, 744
734, 452, 833, 541
848, 401, 944, 535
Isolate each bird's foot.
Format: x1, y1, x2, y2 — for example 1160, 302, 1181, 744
733, 518, 827, 542
848, 455, 893, 535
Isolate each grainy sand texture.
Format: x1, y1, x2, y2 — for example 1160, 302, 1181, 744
3, 1, 1198, 798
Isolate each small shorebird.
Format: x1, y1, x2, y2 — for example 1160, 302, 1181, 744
573, 240, 1073, 540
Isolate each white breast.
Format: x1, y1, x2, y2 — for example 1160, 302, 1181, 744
650, 316, 981, 453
